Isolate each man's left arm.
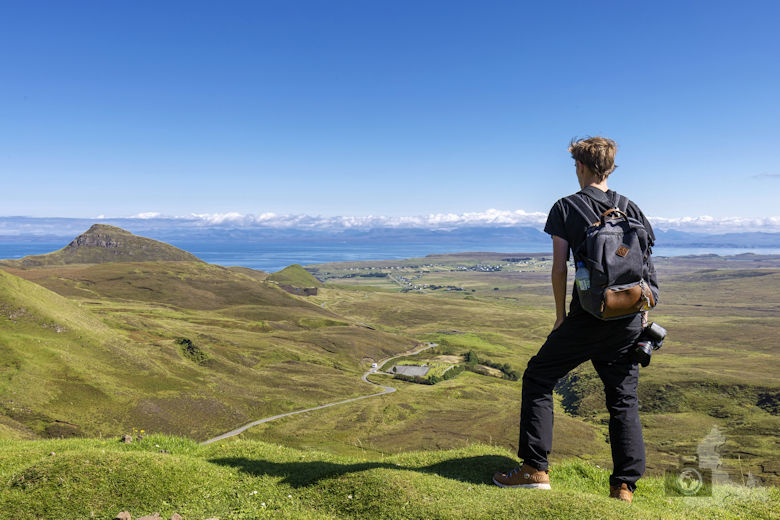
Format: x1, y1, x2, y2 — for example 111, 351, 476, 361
551, 235, 569, 330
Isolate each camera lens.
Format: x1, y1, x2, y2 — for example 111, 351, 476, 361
632, 340, 654, 367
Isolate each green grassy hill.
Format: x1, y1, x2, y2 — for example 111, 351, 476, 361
0, 435, 773, 519
1, 224, 201, 266
267, 264, 322, 288
0, 264, 415, 441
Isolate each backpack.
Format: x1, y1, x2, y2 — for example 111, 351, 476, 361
565, 192, 658, 320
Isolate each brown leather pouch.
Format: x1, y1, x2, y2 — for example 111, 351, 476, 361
601, 281, 656, 319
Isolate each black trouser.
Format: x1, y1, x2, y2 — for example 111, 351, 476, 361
517, 311, 645, 491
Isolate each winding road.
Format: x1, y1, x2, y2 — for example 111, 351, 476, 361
201, 342, 437, 445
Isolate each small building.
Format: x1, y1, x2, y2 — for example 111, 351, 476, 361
391, 365, 430, 377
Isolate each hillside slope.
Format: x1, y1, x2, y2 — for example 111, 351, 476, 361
0, 266, 416, 441
0, 269, 128, 439
2, 261, 320, 312
0, 267, 112, 335
2, 224, 201, 266
0, 436, 773, 519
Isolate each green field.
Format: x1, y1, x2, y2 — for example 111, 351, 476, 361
0, 233, 777, 518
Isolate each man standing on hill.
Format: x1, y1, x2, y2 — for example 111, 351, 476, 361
492, 137, 658, 503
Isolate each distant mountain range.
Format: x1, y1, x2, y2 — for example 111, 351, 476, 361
654, 229, 780, 248
0, 216, 779, 249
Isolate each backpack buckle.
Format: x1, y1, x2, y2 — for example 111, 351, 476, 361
600, 208, 627, 220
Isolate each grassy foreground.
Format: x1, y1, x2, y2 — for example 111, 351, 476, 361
0, 435, 774, 520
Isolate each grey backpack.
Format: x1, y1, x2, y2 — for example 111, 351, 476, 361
565, 192, 658, 320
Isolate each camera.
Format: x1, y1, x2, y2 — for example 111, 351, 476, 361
632, 321, 667, 367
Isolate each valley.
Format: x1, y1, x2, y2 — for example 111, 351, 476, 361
0, 226, 777, 493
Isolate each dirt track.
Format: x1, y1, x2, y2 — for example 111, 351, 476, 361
201, 343, 437, 445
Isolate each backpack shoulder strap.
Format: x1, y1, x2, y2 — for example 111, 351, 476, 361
564, 194, 601, 226
614, 193, 629, 212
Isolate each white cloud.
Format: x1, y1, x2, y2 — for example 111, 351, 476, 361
131, 212, 162, 219
179, 209, 780, 232
189, 212, 249, 225
181, 209, 549, 230
649, 216, 780, 233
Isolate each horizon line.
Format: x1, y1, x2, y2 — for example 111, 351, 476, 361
0, 210, 779, 234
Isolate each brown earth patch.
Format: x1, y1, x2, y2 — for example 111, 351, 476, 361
474, 365, 504, 378
434, 355, 464, 364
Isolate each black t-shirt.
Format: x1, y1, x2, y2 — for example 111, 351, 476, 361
544, 185, 657, 316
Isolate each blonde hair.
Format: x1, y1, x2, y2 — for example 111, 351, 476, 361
569, 137, 618, 181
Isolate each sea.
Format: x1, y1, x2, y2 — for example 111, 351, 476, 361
1, 240, 779, 273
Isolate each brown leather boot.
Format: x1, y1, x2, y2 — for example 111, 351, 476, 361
492, 463, 551, 489
609, 483, 633, 503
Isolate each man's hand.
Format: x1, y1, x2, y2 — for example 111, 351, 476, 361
552, 316, 565, 331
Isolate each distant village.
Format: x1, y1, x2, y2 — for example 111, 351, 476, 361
308, 256, 551, 293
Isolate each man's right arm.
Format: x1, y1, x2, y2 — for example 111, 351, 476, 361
551, 235, 569, 330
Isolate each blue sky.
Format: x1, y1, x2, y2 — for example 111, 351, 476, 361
1, 0, 778, 225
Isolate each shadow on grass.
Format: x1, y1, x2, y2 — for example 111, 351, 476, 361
209, 455, 518, 487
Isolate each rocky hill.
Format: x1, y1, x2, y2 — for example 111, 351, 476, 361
3, 224, 202, 266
